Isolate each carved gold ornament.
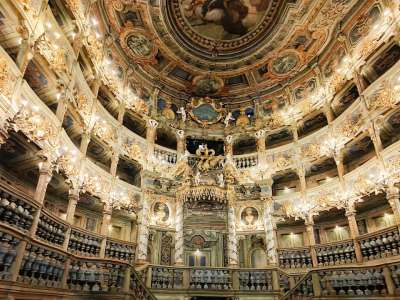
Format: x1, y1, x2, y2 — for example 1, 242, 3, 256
124, 142, 142, 161
187, 97, 225, 126
10, 108, 58, 146
196, 144, 223, 173
36, 34, 68, 73
120, 22, 157, 64
302, 143, 321, 160
368, 82, 399, 110
0, 58, 15, 98
92, 120, 115, 145
236, 108, 250, 127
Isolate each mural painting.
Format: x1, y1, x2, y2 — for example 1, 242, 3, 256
180, 0, 271, 40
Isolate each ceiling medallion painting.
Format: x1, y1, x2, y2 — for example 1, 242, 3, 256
187, 97, 225, 126
180, 0, 271, 40
270, 49, 301, 76
120, 22, 158, 64
167, 0, 286, 52
192, 74, 224, 96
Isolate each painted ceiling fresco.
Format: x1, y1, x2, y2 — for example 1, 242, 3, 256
180, 0, 271, 40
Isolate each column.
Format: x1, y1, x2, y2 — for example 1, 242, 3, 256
256, 130, 267, 168
346, 207, 363, 263
16, 38, 34, 74
146, 119, 158, 161
66, 187, 79, 223
227, 186, 238, 267
30, 160, 53, 237
323, 103, 335, 124
110, 152, 119, 176
383, 266, 396, 295
117, 103, 125, 124
263, 196, 278, 265
90, 78, 102, 97
100, 203, 112, 258
255, 129, 266, 152
354, 70, 369, 94
100, 204, 112, 235
297, 165, 307, 195
72, 33, 84, 56
34, 160, 53, 204
55, 92, 69, 124
136, 190, 151, 264
225, 135, 233, 159
387, 186, 400, 226
174, 199, 184, 265
305, 216, 318, 267
80, 130, 91, 155
0, 128, 8, 148
176, 130, 186, 158
334, 151, 345, 184
368, 120, 385, 169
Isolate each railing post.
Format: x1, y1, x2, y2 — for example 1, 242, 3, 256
146, 266, 153, 288
289, 276, 296, 289
29, 208, 41, 237
183, 268, 190, 289
272, 270, 280, 291
232, 269, 239, 290
311, 272, 321, 297
9, 240, 27, 281
383, 266, 396, 295
63, 227, 72, 251
61, 257, 71, 289
346, 209, 363, 263
123, 267, 131, 293
305, 216, 318, 267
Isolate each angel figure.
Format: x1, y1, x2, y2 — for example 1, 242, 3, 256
194, 170, 201, 185
177, 107, 187, 122
217, 173, 224, 187
224, 112, 235, 127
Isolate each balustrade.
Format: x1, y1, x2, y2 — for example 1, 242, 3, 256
36, 212, 68, 246
278, 248, 312, 269
290, 274, 314, 298
358, 226, 400, 261
315, 240, 356, 266
131, 270, 157, 300
0, 189, 35, 231
279, 272, 291, 293
234, 155, 258, 169
189, 269, 231, 290
239, 270, 273, 291
68, 229, 101, 257
319, 268, 386, 296
390, 263, 400, 293
151, 266, 183, 289
18, 243, 66, 288
105, 239, 135, 262
154, 148, 177, 164
68, 260, 125, 292
0, 230, 18, 280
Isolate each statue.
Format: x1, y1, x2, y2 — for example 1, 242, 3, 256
224, 112, 235, 127
217, 173, 224, 187
194, 170, 201, 185
173, 150, 192, 178
177, 107, 187, 122
196, 144, 223, 173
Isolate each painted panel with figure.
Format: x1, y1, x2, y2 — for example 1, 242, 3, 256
180, 0, 271, 40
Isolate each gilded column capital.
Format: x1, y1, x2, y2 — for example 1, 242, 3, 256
176, 129, 185, 140
147, 118, 158, 129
